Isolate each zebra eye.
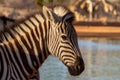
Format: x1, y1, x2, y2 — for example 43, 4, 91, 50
61, 35, 68, 40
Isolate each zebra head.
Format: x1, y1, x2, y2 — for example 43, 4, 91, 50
43, 6, 84, 76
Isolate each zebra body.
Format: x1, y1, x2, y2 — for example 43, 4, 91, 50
0, 6, 84, 80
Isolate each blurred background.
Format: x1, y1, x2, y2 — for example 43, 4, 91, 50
1, 0, 120, 21
0, 0, 120, 80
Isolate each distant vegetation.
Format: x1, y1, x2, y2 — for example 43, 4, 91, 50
34, 0, 120, 8
34, 0, 65, 6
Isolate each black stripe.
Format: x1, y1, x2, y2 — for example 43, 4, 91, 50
38, 22, 44, 63
11, 37, 33, 75
34, 15, 40, 23
32, 17, 40, 38
17, 25, 35, 74
28, 28, 40, 69
15, 38, 30, 79
43, 21, 48, 58
0, 46, 9, 80
23, 20, 33, 30
61, 54, 75, 59
4, 44, 23, 79
26, 19, 41, 68
0, 47, 4, 78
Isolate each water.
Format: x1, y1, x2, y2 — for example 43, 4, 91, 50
39, 38, 120, 80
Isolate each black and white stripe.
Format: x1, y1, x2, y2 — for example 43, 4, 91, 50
0, 6, 84, 80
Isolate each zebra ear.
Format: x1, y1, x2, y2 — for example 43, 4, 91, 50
43, 6, 58, 21
62, 12, 74, 23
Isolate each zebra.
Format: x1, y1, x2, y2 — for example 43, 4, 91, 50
0, 16, 15, 31
0, 6, 84, 80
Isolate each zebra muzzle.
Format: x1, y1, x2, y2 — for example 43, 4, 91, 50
68, 57, 84, 76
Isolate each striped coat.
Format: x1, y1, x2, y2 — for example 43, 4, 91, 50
0, 6, 84, 80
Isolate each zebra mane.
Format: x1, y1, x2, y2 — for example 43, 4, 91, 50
52, 5, 75, 22
53, 6, 69, 17
47, 4, 74, 21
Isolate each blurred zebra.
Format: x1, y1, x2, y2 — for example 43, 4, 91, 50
0, 6, 84, 80
0, 16, 15, 31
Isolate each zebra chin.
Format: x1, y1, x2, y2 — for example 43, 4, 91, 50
67, 58, 85, 76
